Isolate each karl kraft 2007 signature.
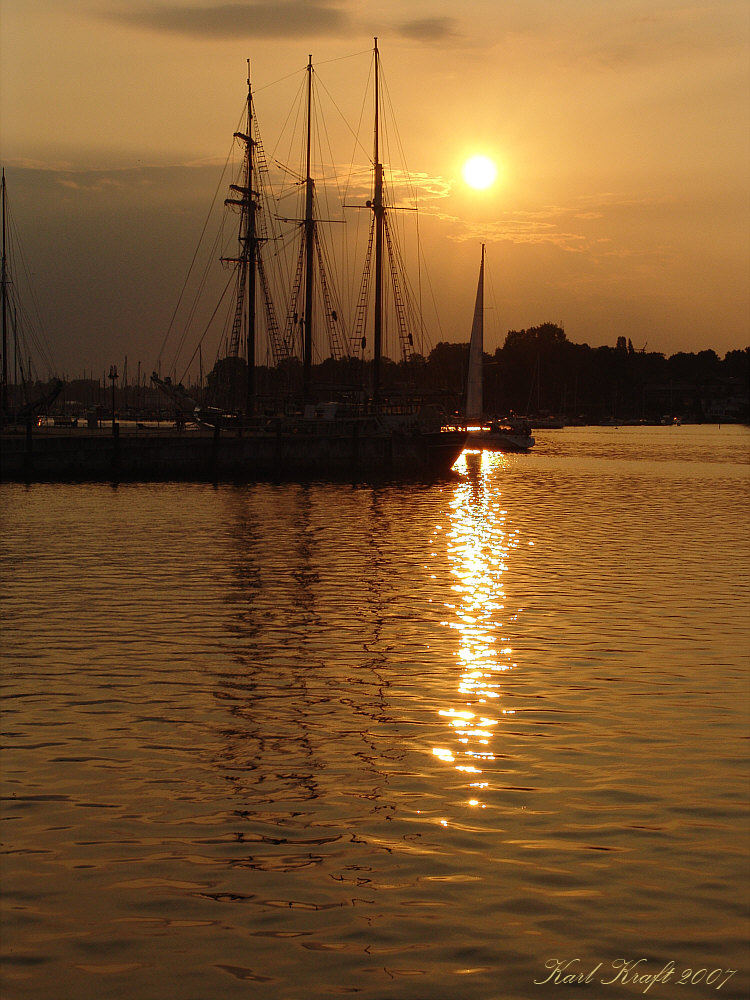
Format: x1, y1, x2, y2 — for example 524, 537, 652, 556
535, 958, 738, 993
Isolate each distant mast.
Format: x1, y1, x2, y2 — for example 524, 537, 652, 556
465, 243, 485, 423
372, 37, 384, 404
303, 54, 315, 403
244, 62, 257, 417
1, 170, 7, 420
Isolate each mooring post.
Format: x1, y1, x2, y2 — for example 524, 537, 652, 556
108, 365, 119, 475
24, 417, 32, 478
351, 418, 359, 470
108, 365, 119, 438
211, 418, 221, 478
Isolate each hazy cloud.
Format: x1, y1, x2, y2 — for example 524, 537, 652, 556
333, 170, 604, 251
6, 157, 77, 174
107, 1, 464, 45
109, 1, 353, 39
443, 1, 748, 65
57, 176, 128, 193
450, 216, 588, 252
397, 17, 459, 42
322, 164, 452, 207
430, 192, 674, 254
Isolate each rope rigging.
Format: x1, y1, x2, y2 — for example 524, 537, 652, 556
158, 42, 439, 409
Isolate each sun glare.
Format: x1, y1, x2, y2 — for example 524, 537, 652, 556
462, 155, 498, 190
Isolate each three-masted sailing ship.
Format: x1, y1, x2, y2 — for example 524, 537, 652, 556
1, 42, 466, 481
153, 39, 466, 477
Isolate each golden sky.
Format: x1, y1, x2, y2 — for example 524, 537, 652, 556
2, 0, 748, 375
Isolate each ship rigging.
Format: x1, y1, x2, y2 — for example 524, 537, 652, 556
157, 40, 434, 419
0, 169, 61, 426
2, 43, 467, 480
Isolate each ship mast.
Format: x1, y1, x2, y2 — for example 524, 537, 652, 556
1, 170, 7, 420
244, 63, 257, 417
302, 54, 314, 403
372, 37, 384, 405
225, 61, 258, 417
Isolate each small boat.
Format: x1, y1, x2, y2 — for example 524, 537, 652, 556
463, 245, 534, 453
469, 416, 535, 453
528, 414, 564, 429
150, 373, 200, 425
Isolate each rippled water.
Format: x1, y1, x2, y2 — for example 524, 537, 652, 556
2, 426, 748, 1000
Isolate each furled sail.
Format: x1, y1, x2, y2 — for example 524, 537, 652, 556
465, 244, 484, 422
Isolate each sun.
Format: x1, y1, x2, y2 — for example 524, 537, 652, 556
462, 155, 498, 190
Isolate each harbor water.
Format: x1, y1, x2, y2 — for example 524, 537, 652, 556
1, 425, 748, 999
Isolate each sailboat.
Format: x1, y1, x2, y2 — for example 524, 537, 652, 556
1, 44, 466, 481
0, 169, 62, 430
464, 244, 534, 453
157, 41, 467, 476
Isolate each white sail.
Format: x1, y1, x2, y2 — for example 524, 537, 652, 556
465, 244, 484, 422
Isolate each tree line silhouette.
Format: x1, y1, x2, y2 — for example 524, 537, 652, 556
17, 323, 749, 424
422, 324, 748, 422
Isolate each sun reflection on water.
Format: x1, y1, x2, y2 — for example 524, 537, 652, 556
433, 451, 521, 814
